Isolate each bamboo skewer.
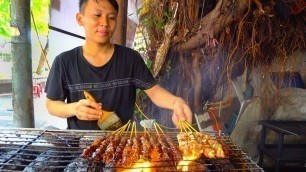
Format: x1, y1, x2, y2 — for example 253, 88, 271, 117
111, 120, 130, 135
154, 123, 160, 137
118, 120, 131, 135
130, 121, 135, 140
180, 121, 187, 132
184, 121, 198, 133
155, 123, 165, 134
134, 121, 137, 137
181, 122, 192, 132
125, 122, 132, 137
179, 120, 183, 132
143, 123, 147, 133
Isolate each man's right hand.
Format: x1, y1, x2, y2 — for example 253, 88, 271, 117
73, 99, 102, 120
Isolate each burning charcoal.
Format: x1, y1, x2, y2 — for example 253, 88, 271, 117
0, 150, 16, 163
64, 158, 89, 172
177, 160, 206, 171
102, 161, 116, 172
23, 150, 76, 172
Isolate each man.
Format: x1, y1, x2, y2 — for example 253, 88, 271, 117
45, 0, 192, 130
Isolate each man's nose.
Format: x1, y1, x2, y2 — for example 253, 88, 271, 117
100, 16, 109, 27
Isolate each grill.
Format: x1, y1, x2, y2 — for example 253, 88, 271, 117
0, 128, 263, 171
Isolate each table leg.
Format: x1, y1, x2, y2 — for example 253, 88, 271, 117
258, 126, 266, 167
275, 132, 284, 172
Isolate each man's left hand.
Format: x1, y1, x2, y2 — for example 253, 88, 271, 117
172, 98, 192, 128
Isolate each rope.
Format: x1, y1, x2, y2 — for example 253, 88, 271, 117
31, 10, 51, 70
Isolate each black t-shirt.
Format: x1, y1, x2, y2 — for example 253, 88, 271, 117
45, 44, 157, 130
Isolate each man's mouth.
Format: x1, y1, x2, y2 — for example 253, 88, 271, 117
97, 30, 109, 36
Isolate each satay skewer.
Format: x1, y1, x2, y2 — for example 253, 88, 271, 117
179, 120, 183, 132
179, 121, 188, 132
155, 123, 165, 134
183, 121, 198, 133
181, 122, 192, 132
154, 123, 160, 137
130, 121, 135, 141
111, 120, 130, 135
116, 120, 130, 135
134, 121, 137, 137
82, 120, 130, 159
124, 122, 132, 137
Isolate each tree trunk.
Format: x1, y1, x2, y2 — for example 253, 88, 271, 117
111, 0, 127, 45
10, 0, 34, 128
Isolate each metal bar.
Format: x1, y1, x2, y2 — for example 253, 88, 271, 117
0, 129, 264, 171
48, 25, 85, 40
0, 130, 46, 165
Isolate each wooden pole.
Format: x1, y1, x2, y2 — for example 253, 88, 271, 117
10, 0, 34, 128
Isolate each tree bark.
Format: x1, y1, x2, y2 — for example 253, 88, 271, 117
10, 0, 34, 128
111, 0, 127, 45
174, 0, 249, 51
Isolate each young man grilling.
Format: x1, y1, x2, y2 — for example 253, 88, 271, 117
45, 0, 192, 130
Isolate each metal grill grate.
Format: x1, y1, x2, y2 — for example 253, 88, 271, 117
0, 128, 264, 171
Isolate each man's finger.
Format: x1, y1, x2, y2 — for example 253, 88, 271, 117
80, 106, 102, 116
174, 107, 186, 121
81, 99, 101, 110
76, 111, 100, 121
97, 103, 102, 110
183, 106, 193, 124
172, 114, 179, 128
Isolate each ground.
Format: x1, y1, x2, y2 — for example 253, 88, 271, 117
0, 92, 67, 129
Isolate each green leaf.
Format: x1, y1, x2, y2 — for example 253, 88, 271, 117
157, 24, 164, 30
0, 0, 50, 37
146, 59, 152, 69
146, 21, 153, 27
136, 7, 143, 15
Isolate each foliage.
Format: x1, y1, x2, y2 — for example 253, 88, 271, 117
0, 0, 10, 37
0, 0, 49, 38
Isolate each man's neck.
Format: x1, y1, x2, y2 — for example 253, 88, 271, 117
83, 42, 113, 57
82, 42, 115, 67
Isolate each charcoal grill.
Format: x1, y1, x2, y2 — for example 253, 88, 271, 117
0, 128, 263, 171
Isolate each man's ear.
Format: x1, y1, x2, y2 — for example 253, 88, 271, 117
76, 13, 83, 26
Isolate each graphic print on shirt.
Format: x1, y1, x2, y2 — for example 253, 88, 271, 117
68, 78, 153, 92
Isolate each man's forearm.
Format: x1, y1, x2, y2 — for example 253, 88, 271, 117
145, 85, 179, 110
46, 99, 76, 118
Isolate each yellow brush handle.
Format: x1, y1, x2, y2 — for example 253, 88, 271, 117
84, 90, 96, 102
83, 90, 114, 113
83, 91, 122, 130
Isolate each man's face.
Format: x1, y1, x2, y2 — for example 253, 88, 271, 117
76, 0, 117, 45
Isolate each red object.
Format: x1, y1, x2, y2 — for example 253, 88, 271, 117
33, 83, 43, 98
207, 107, 222, 131
289, 0, 306, 15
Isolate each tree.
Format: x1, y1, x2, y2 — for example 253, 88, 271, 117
0, 0, 50, 74
0, 0, 49, 37
137, 0, 305, 126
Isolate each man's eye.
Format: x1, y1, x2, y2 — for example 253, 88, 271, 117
109, 17, 115, 20
93, 14, 101, 17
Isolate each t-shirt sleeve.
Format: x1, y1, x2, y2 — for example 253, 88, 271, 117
45, 56, 68, 101
133, 52, 157, 90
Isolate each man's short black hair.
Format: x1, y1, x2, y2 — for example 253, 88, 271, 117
79, 0, 119, 13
